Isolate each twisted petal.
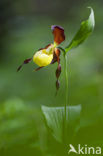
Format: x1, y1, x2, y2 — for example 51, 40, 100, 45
35, 66, 44, 71
50, 48, 61, 93
51, 48, 60, 64
51, 25, 65, 45
17, 58, 32, 72
56, 64, 61, 79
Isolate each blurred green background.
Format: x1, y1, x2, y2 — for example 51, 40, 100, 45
0, 0, 103, 155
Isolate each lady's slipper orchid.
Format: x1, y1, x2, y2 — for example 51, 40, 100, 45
17, 25, 65, 91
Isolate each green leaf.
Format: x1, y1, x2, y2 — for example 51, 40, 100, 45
65, 7, 95, 53
41, 105, 81, 143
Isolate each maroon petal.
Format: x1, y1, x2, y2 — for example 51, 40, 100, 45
51, 48, 60, 64
17, 65, 22, 72
55, 48, 60, 63
55, 63, 61, 92
51, 48, 62, 93
24, 58, 32, 64
35, 66, 44, 71
17, 58, 32, 72
45, 44, 51, 49
38, 44, 51, 51
51, 52, 57, 64
51, 25, 65, 45
56, 64, 61, 79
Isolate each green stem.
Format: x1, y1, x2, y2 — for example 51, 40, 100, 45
64, 52, 68, 142
59, 47, 69, 143
64, 53, 68, 121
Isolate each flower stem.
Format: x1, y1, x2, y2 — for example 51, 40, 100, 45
59, 47, 69, 143
65, 53, 68, 119
64, 52, 68, 143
